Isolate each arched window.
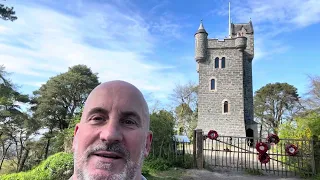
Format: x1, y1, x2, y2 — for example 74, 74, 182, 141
214, 57, 219, 68
221, 57, 225, 68
223, 101, 228, 113
210, 79, 215, 90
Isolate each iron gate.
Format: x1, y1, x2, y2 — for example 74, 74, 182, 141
193, 129, 319, 178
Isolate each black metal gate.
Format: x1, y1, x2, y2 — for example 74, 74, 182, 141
190, 129, 320, 178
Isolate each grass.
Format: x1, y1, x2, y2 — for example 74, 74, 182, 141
143, 168, 187, 180
0, 159, 18, 175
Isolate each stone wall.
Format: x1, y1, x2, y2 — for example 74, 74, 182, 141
208, 38, 235, 49
196, 47, 246, 137
195, 22, 255, 138
243, 53, 254, 124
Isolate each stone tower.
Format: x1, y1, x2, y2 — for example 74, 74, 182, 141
194, 20, 257, 138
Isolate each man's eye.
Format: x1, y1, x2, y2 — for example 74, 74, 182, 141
122, 119, 136, 125
91, 116, 105, 121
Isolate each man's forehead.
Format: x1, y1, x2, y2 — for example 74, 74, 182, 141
88, 81, 142, 99
83, 82, 144, 113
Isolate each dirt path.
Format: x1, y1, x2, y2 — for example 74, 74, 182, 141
181, 169, 302, 180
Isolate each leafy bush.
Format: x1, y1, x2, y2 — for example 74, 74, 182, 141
277, 110, 320, 178
142, 153, 194, 177
0, 152, 73, 180
171, 154, 193, 169
143, 157, 172, 173
143, 110, 195, 175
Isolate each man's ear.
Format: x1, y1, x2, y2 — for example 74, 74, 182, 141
72, 124, 80, 152
74, 124, 79, 136
144, 131, 153, 158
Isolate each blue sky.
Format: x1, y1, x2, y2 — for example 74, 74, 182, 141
0, 0, 319, 110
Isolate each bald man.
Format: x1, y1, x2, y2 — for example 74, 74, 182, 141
70, 80, 153, 180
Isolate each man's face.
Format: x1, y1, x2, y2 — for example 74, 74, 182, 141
72, 83, 152, 180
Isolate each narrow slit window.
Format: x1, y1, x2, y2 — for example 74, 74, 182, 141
224, 101, 228, 113
210, 79, 215, 90
221, 57, 225, 68
214, 57, 219, 68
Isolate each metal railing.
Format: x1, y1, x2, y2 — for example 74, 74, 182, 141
202, 135, 318, 177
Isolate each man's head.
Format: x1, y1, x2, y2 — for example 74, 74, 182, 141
72, 80, 152, 180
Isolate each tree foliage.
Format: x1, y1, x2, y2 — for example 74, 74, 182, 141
254, 82, 300, 134
170, 81, 198, 111
0, 152, 73, 180
31, 64, 99, 131
304, 75, 320, 110
170, 81, 198, 137
0, 65, 39, 172
280, 109, 320, 139
0, 0, 17, 21
149, 110, 175, 158
30, 65, 99, 159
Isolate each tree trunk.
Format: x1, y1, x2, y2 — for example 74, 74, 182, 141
18, 148, 29, 172
44, 137, 51, 159
259, 123, 263, 138
44, 128, 53, 159
16, 132, 24, 172
159, 140, 164, 158
0, 143, 12, 170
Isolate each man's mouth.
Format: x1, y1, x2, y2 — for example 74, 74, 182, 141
92, 151, 123, 160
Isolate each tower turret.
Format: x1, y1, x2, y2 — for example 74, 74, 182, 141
235, 35, 247, 50
195, 20, 208, 62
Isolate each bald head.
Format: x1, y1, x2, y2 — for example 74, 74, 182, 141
82, 80, 150, 130
72, 80, 153, 180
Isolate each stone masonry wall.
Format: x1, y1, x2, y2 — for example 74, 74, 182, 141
197, 48, 246, 137
241, 33, 254, 126
195, 33, 207, 61
195, 22, 255, 138
208, 38, 235, 49
243, 54, 254, 124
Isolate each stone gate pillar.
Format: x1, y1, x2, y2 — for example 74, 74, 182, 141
194, 129, 203, 169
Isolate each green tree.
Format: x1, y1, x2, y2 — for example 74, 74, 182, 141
0, 0, 17, 21
254, 82, 300, 135
149, 110, 175, 158
0, 66, 39, 172
31, 65, 99, 157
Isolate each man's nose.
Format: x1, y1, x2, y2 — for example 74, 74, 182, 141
99, 120, 123, 143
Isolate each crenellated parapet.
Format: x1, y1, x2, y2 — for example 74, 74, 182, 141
207, 37, 247, 50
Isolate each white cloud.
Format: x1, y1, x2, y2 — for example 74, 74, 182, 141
212, 0, 320, 61
290, 0, 320, 27
22, 81, 45, 87
0, 1, 189, 106
226, 0, 320, 27
0, 25, 8, 33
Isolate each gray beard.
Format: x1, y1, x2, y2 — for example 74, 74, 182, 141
73, 138, 146, 180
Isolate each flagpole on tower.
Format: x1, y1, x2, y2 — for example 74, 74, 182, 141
228, 2, 231, 38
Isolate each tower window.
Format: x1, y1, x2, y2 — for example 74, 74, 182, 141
223, 101, 229, 113
214, 57, 219, 68
221, 57, 225, 68
210, 79, 215, 90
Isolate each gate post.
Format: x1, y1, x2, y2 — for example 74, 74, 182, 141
193, 129, 197, 168
196, 129, 204, 169
312, 135, 320, 174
